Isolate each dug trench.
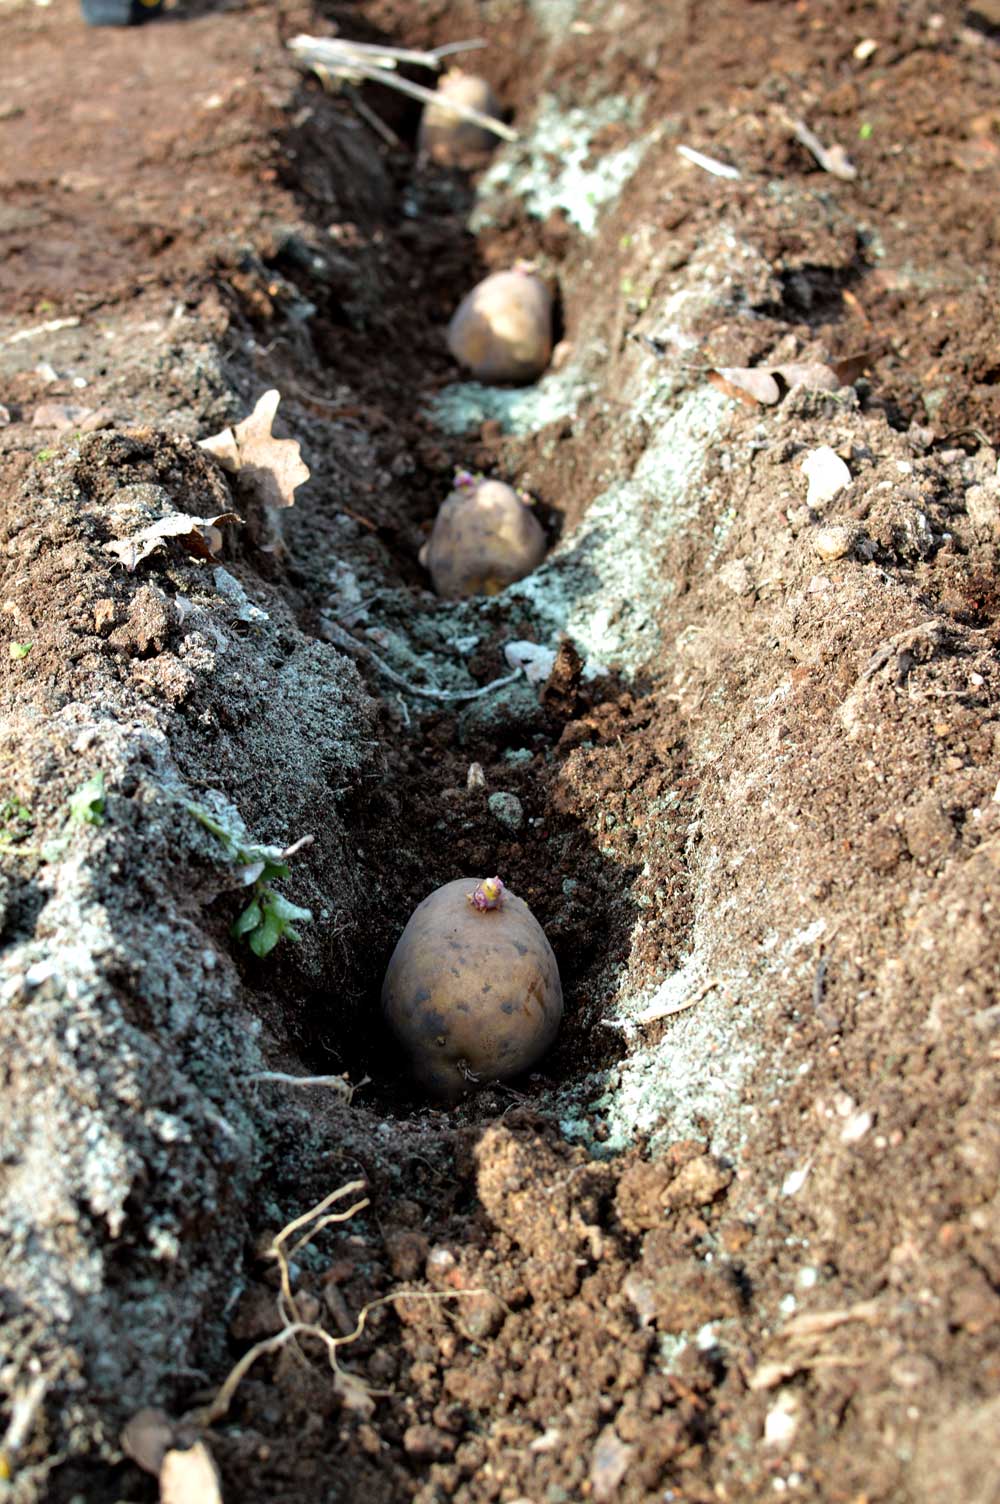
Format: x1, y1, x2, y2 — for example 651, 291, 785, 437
2, 1, 1000, 1501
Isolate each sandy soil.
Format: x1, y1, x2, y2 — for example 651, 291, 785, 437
2, 0, 1000, 1500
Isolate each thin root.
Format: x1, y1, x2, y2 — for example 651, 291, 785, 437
247, 1071, 371, 1103
197, 1180, 498, 1429
325, 621, 522, 702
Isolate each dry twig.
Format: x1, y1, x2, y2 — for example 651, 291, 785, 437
288, 35, 517, 143
325, 620, 522, 702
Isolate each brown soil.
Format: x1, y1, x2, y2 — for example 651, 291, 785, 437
2, 1, 1000, 1502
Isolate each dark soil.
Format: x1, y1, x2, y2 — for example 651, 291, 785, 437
2, 1, 1000, 1502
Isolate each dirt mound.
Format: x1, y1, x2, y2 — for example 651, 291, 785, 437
1, 1, 999, 1501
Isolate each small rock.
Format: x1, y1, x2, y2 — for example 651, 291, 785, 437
31, 403, 93, 430
79, 406, 115, 432
0, 404, 10, 426
425, 1245, 458, 1285
505, 639, 557, 686
403, 1424, 455, 1462
384, 1228, 429, 1281
589, 1426, 633, 1502
812, 522, 857, 561
716, 557, 755, 595
801, 445, 851, 509
93, 598, 119, 635
661, 1154, 733, 1209
764, 1389, 801, 1448
965, 482, 1000, 540
121, 1407, 175, 1476
228, 1285, 284, 1341
488, 790, 524, 832
459, 1291, 505, 1340
466, 761, 487, 793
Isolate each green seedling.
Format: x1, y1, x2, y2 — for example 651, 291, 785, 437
859, 122, 873, 140
8, 643, 31, 660
34, 449, 55, 465
0, 798, 33, 852
188, 803, 313, 957
68, 771, 105, 826
232, 890, 313, 957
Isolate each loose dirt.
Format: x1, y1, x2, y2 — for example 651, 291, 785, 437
2, 0, 1000, 1501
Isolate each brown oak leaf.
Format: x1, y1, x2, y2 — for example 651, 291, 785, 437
199, 390, 310, 510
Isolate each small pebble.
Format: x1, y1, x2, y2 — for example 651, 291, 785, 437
488, 791, 524, 831
32, 402, 92, 430
589, 1427, 633, 1503
466, 761, 487, 792
801, 445, 851, 509
812, 522, 856, 561
403, 1424, 455, 1462
460, 1291, 505, 1340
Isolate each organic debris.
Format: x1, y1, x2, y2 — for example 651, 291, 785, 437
789, 116, 857, 181
103, 511, 241, 571
288, 34, 517, 142
159, 1441, 223, 1504
676, 143, 742, 179
68, 770, 105, 827
0, 1374, 49, 1485
749, 1300, 883, 1390
198, 391, 310, 511
708, 362, 840, 406
418, 70, 503, 165
121, 1408, 176, 1477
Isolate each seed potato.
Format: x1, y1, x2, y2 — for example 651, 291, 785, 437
419, 474, 546, 599
382, 877, 563, 1099
418, 70, 502, 167
447, 266, 553, 384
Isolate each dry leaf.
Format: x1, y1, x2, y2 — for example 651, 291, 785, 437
831, 345, 886, 385
197, 428, 240, 471
199, 391, 310, 511
709, 368, 781, 406
104, 513, 242, 572
160, 1441, 223, 1504
773, 361, 840, 393
710, 363, 841, 406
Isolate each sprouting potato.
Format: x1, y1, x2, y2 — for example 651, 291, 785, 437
447, 265, 553, 384
418, 69, 502, 167
419, 472, 547, 599
382, 876, 563, 1100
